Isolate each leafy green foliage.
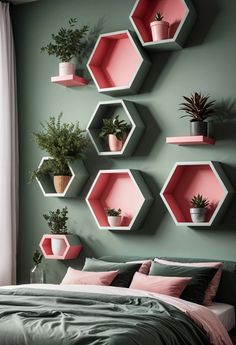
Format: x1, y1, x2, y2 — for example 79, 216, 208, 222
180, 92, 216, 121
191, 194, 209, 208
155, 12, 164, 21
30, 158, 72, 182
41, 18, 89, 62
106, 208, 122, 216
43, 206, 69, 234
32, 249, 43, 265
99, 115, 131, 140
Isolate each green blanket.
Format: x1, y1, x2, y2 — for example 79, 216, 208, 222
0, 288, 210, 345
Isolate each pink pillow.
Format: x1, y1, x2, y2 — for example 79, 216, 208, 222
61, 267, 118, 286
126, 260, 152, 275
155, 258, 223, 305
129, 272, 192, 298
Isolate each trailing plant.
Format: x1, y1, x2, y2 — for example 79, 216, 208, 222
190, 194, 209, 208
155, 12, 164, 21
43, 206, 69, 234
32, 249, 43, 266
106, 207, 122, 217
41, 18, 89, 62
180, 92, 216, 122
99, 115, 131, 141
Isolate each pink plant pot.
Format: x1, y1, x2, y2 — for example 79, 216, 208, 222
59, 62, 75, 76
108, 134, 124, 152
150, 21, 169, 41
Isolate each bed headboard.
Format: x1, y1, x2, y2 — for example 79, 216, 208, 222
99, 255, 236, 306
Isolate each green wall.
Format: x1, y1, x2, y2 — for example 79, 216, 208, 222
12, 0, 236, 284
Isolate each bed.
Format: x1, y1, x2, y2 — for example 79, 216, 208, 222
0, 256, 235, 345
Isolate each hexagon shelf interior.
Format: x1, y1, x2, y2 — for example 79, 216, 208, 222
160, 161, 234, 227
40, 234, 82, 260
36, 157, 88, 197
86, 99, 144, 156
129, 0, 196, 50
87, 30, 150, 95
86, 169, 153, 230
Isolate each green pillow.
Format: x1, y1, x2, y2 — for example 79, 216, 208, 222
82, 258, 141, 288
149, 261, 217, 304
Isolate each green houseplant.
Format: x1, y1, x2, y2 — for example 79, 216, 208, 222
41, 18, 89, 76
106, 207, 122, 227
190, 194, 209, 223
180, 92, 216, 136
150, 11, 169, 41
99, 115, 131, 152
30, 249, 44, 284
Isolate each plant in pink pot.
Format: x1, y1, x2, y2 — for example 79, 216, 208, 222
150, 12, 169, 42
106, 207, 122, 227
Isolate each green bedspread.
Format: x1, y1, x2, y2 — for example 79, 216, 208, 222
0, 287, 210, 345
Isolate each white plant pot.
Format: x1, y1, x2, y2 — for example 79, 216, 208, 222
190, 208, 208, 223
51, 238, 66, 255
107, 216, 122, 227
59, 62, 75, 76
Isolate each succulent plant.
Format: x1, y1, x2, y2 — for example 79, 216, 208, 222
180, 92, 216, 121
190, 194, 209, 208
106, 208, 122, 217
99, 115, 131, 140
155, 12, 164, 21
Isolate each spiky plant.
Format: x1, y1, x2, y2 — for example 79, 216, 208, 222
191, 194, 209, 208
99, 115, 131, 141
155, 12, 164, 21
43, 206, 69, 234
180, 92, 216, 121
106, 208, 122, 217
32, 249, 43, 266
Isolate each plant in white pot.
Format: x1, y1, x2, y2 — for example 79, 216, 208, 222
150, 12, 169, 41
180, 92, 216, 136
106, 207, 122, 227
190, 194, 209, 223
41, 18, 89, 76
99, 115, 131, 152
43, 206, 69, 256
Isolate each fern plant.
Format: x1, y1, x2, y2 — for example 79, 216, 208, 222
43, 206, 69, 234
190, 194, 209, 208
180, 92, 216, 122
41, 18, 89, 62
155, 12, 164, 21
99, 115, 131, 140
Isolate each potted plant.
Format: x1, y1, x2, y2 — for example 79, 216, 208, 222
190, 194, 209, 223
106, 207, 122, 227
150, 12, 169, 41
30, 113, 90, 194
99, 115, 131, 152
41, 18, 89, 76
30, 249, 44, 284
180, 92, 216, 136
43, 206, 69, 255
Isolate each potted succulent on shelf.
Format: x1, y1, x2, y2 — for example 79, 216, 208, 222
106, 207, 122, 227
30, 249, 44, 284
41, 18, 89, 76
150, 12, 169, 41
190, 194, 209, 223
99, 115, 131, 152
43, 206, 69, 255
180, 92, 216, 136
30, 113, 90, 194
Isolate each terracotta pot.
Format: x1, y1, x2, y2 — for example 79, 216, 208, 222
59, 62, 75, 76
108, 134, 124, 152
53, 175, 71, 193
107, 216, 122, 227
190, 208, 208, 223
51, 238, 67, 256
150, 21, 169, 41
190, 121, 208, 136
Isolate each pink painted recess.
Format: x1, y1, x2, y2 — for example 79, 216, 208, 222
163, 165, 225, 223
39, 234, 82, 260
131, 0, 186, 43
51, 74, 88, 87
166, 136, 215, 145
88, 32, 142, 89
87, 172, 144, 227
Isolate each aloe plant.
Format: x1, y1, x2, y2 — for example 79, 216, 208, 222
191, 194, 209, 208
155, 12, 164, 21
180, 92, 216, 121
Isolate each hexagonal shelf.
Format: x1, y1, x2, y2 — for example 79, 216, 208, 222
36, 157, 88, 197
86, 169, 153, 230
160, 161, 234, 227
87, 30, 150, 95
129, 0, 196, 50
86, 99, 144, 156
39, 234, 82, 260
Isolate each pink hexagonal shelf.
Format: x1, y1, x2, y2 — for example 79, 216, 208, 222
129, 0, 196, 50
87, 30, 150, 95
40, 234, 82, 260
160, 161, 234, 226
86, 169, 153, 230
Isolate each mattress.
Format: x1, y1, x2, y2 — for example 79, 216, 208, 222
207, 302, 235, 331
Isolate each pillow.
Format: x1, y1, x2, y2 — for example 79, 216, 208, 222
61, 267, 118, 286
155, 258, 223, 306
82, 258, 142, 288
149, 261, 217, 305
126, 260, 152, 275
130, 272, 192, 297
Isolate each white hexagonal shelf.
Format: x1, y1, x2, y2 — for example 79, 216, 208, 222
86, 99, 144, 156
86, 169, 153, 230
36, 157, 88, 197
160, 161, 234, 226
129, 0, 196, 50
